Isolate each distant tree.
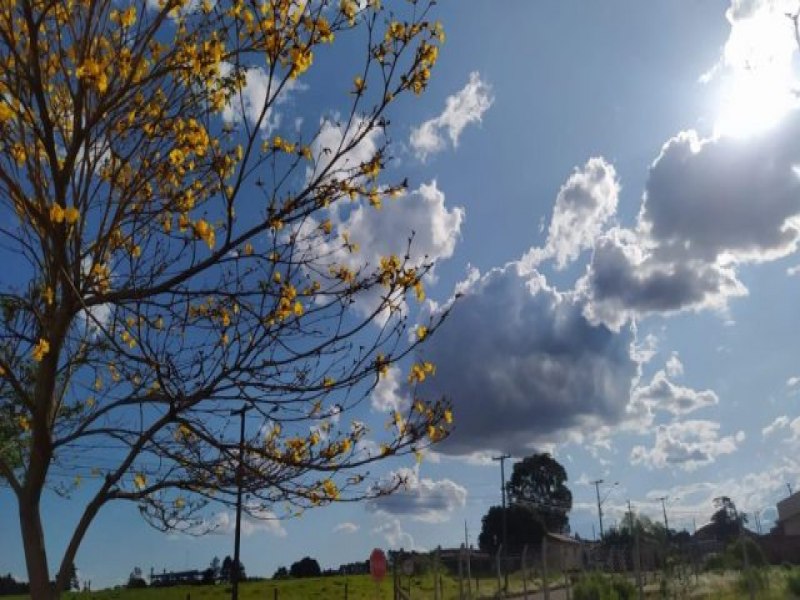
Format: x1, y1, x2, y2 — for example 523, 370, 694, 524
201, 568, 215, 585
272, 566, 289, 580
478, 504, 546, 554
210, 557, 220, 581
67, 564, 79, 591
220, 556, 245, 583
710, 496, 748, 543
0, 573, 30, 595
605, 512, 667, 544
290, 557, 322, 578
506, 453, 572, 533
127, 567, 146, 589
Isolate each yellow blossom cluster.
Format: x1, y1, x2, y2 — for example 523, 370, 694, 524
378, 255, 425, 301
408, 361, 435, 384
32, 338, 50, 362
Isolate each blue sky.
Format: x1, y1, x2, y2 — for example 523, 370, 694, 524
6, 0, 800, 589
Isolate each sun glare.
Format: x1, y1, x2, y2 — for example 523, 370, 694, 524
713, 12, 798, 139
714, 72, 795, 138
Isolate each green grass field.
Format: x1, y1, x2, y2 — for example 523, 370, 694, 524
8, 566, 800, 599
5, 572, 507, 600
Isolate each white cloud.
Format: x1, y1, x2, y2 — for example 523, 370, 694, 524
366, 467, 467, 523
328, 180, 464, 318
631, 369, 719, 418
523, 157, 619, 270
371, 366, 409, 413
665, 353, 684, 378
306, 116, 382, 185
787, 376, 800, 389
333, 522, 359, 534
763, 415, 790, 437
580, 117, 800, 329
372, 519, 417, 550
201, 507, 287, 538
340, 180, 464, 274
410, 72, 493, 161
630, 420, 744, 471
221, 64, 303, 134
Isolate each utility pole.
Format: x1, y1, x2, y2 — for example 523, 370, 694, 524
628, 500, 643, 600
493, 454, 511, 592
658, 496, 670, 538
592, 479, 605, 539
230, 404, 252, 600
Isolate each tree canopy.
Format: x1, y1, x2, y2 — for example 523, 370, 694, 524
506, 453, 572, 533
478, 504, 546, 555
0, 0, 450, 597
289, 556, 321, 578
478, 453, 573, 554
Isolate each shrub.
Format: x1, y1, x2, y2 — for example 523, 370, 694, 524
703, 553, 727, 572
726, 537, 767, 569
787, 569, 800, 596
736, 567, 768, 594
573, 572, 635, 600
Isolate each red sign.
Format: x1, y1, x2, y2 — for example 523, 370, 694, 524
369, 548, 387, 582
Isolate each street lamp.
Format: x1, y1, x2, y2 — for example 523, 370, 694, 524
591, 480, 618, 539
492, 454, 511, 591
230, 404, 252, 600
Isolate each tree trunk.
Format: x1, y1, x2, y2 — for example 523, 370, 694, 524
20, 497, 55, 600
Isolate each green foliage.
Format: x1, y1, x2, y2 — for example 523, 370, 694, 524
736, 567, 768, 594
573, 572, 636, 600
506, 453, 572, 533
786, 569, 800, 596
478, 503, 545, 554
726, 537, 767, 569
703, 553, 727, 572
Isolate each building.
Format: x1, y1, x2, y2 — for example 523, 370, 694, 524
777, 491, 800, 536
543, 533, 583, 571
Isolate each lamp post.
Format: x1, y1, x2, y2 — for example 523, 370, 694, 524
591, 480, 618, 540
492, 454, 510, 591
230, 404, 252, 600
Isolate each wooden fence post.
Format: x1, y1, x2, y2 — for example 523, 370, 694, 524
542, 536, 550, 600
521, 545, 528, 597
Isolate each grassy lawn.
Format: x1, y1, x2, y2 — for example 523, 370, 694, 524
9, 567, 799, 599
2, 569, 573, 600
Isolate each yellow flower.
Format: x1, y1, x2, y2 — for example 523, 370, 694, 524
133, 472, 147, 490
42, 286, 54, 306
340, 0, 357, 24
193, 219, 215, 249
32, 338, 50, 361
353, 76, 365, 94
119, 6, 136, 27
10, 143, 26, 165
444, 409, 453, 425
322, 479, 339, 500
174, 496, 186, 509
416, 325, 428, 340
18, 415, 30, 431
0, 102, 13, 123
64, 206, 80, 224
50, 204, 64, 223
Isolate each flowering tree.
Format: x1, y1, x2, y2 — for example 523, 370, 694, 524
0, 0, 450, 596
